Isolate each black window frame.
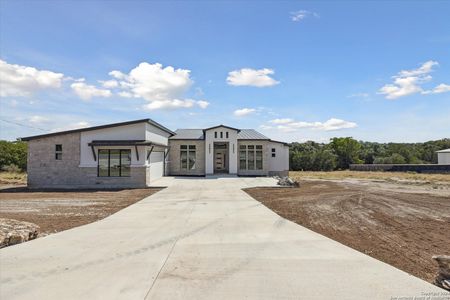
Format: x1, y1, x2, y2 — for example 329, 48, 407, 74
55, 144, 62, 160
214, 132, 217, 138
226, 132, 229, 138
97, 149, 131, 177
272, 148, 276, 157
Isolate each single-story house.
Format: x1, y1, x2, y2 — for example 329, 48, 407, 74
21, 119, 289, 188
437, 148, 450, 165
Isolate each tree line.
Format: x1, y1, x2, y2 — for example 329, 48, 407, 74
0, 138, 449, 172
290, 137, 450, 171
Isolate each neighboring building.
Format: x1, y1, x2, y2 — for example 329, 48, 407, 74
22, 120, 289, 188
437, 149, 450, 165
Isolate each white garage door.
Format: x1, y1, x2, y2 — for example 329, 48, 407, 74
149, 152, 164, 181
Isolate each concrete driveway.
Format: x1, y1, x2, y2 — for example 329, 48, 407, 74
0, 177, 447, 299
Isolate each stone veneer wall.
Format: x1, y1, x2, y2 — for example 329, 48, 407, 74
167, 140, 205, 176
237, 140, 269, 176
27, 132, 149, 188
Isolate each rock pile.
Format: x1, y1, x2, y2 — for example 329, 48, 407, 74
433, 255, 450, 291
275, 176, 300, 187
0, 218, 40, 248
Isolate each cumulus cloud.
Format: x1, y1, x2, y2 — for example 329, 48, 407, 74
70, 81, 112, 100
143, 99, 209, 111
423, 83, 450, 94
99, 79, 119, 88
0, 59, 64, 97
269, 118, 295, 124
265, 118, 357, 132
227, 68, 279, 87
378, 60, 450, 99
290, 10, 319, 22
106, 62, 209, 110
234, 108, 256, 117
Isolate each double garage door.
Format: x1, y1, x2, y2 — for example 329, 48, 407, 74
149, 152, 164, 181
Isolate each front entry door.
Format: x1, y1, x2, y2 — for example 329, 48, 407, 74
214, 143, 228, 173
215, 150, 226, 172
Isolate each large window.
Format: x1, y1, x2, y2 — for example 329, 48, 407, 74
98, 149, 131, 177
181, 145, 196, 170
239, 145, 263, 170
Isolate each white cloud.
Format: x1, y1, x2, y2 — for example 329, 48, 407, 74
143, 99, 209, 111
378, 60, 450, 99
227, 68, 279, 87
70, 81, 112, 100
0, 59, 64, 97
99, 79, 119, 88
234, 108, 256, 117
111, 62, 193, 101
290, 10, 319, 22
269, 118, 295, 124
52, 121, 90, 132
29, 115, 49, 124
266, 118, 357, 132
106, 62, 208, 110
423, 83, 450, 94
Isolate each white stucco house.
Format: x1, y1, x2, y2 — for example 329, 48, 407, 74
437, 149, 450, 165
22, 119, 289, 188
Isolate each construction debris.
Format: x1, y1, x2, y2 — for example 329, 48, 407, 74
433, 255, 450, 291
0, 218, 40, 248
275, 176, 300, 187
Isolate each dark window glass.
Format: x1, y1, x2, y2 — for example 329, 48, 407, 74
239, 150, 246, 170
272, 148, 276, 152
256, 145, 263, 149
272, 153, 276, 157
220, 132, 223, 138
226, 132, 229, 138
248, 150, 255, 170
120, 150, 131, 176
180, 145, 196, 170
214, 132, 217, 138
98, 149, 131, 177
256, 150, 263, 170
98, 150, 109, 177
55, 144, 62, 160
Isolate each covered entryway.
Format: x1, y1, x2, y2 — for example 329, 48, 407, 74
213, 142, 229, 173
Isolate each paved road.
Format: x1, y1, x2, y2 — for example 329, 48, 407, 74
1, 177, 447, 299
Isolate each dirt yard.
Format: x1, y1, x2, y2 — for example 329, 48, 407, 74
0, 187, 162, 236
244, 178, 450, 283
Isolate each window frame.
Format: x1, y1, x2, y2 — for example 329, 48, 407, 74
55, 144, 62, 160
271, 148, 276, 158
97, 149, 131, 177
180, 145, 196, 170
239, 145, 263, 171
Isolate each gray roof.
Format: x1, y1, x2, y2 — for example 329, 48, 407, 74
21, 118, 175, 141
436, 148, 450, 153
170, 128, 269, 140
237, 129, 269, 140
170, 129, 204, 140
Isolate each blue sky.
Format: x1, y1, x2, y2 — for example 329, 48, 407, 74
0, 1, 449, 142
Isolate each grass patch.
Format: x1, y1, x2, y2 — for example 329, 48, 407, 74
290, 170, 450, 185
0, 171, 27, 185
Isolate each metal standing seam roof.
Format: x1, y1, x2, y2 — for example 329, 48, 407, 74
237, 129, 269, 140
436, 148, 450, 153
170, 128, 270, 140
169, 129, 204, 140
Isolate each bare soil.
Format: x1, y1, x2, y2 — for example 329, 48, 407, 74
244, 180, 450, 283
0, 187, 162, 236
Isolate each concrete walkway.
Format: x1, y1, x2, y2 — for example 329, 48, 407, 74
1, 177, 447, 299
